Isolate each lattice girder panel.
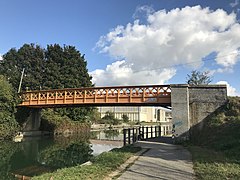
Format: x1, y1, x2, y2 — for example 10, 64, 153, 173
32, 93, 39, 100
85, 89, 94, 98
66, 91, 74, 98
40, 92, 47, 100
48, 92, 55, 99
75, 90, 83, 98
19, 85, 171, 107
108, 88, 118, 97
96, 89, 107, 97
56, 91, 65, 99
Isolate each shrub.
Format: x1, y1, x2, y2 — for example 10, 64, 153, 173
0, 75, 19, 139
40, 109, 90, 134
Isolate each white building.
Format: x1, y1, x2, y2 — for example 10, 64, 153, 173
97, 106, 171, 123
98, 106, 172, 136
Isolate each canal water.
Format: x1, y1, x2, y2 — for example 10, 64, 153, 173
0, 129, 123, 179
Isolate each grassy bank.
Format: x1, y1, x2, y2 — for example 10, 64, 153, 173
32, 145, 141, 180
189, 97, 240, 179
189, 146, 240, 179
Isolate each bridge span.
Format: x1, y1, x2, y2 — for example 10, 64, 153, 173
19, 85, 171, 108
19, 84, 227, 142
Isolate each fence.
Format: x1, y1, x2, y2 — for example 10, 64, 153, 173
123, 126, 161, 146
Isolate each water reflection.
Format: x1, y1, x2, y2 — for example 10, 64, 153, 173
90, 129, 123, 155
0, 130, 123, 178
0, 141, 18, 180
104, 129, 120, 139
91, 129, 123, 141
38, 141, 93, 168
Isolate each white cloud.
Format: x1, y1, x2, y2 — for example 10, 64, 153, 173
94, 6, 240, 86
90, 60, 176, 86
217, 81, 240, 96
230, 0, 239, 8
132, 5, 155, 19
0, 54, 2, 61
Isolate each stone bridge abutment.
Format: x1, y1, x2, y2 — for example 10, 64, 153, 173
171, 84, 227, 141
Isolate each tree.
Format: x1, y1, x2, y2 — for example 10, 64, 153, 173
85, 109, 101, 124
102, 111, 115, 121
43, 44, 93, 122
122, 114, 129, 123
0, 44, 92, 91
0, 75, 19, 139
0, 44, 45, 91
186, 70, 212, 85
43, 44, 92, 89
102, 111, 120, 125
0, 43, 94, 122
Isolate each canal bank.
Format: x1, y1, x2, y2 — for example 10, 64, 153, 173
1, 129, 124, 179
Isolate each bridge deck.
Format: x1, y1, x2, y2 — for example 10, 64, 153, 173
19, 85, 171, 108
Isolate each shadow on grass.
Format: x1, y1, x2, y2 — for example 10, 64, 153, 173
187, 97, 240, 179
189, 146, 240, 180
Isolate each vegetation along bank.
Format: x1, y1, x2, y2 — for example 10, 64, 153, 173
188, 97, 240, 179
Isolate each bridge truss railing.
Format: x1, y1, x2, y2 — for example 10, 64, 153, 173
19, 85, 171, 107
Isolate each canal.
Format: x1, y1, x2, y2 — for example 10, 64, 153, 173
0, 129, 123, 179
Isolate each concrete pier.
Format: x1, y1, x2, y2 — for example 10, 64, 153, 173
171, 84, 227, 141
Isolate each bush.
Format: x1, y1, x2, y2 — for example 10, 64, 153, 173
122, 114, 129, 123
101, 111, 121, 125
0, 141, 19, 179
40, 109, 90, 134
0, 75, 19, 139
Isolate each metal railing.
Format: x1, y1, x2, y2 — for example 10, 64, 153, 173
123, 125, 161, 146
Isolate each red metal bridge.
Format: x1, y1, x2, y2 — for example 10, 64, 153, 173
19, 85, 171, 108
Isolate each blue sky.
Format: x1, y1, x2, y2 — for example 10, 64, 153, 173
0, 0, 239, 96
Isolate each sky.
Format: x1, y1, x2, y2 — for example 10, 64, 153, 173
0, 0, 239, 96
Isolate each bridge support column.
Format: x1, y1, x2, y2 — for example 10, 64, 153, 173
171, 84, 227, 142
171, 85, 190, 141
188, 85, 227, 142
23, 108, 42, 131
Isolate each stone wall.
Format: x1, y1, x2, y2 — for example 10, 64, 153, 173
23, 109, 42, 131
189, 85, 227, 127
171, 84, 227, 141
188, 85, 227, 140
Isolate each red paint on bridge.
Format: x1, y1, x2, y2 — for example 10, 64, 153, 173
19, 85, 171, 108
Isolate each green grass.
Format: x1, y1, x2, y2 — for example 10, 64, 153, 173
189, 97, 240, 179
32, 145, 141, 180
189, 146, 240, 180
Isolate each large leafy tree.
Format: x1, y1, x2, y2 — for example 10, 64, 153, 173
0, 44, 45, 91
43, 44, 92, 89
0, 44, 93, 122
43, 44, 93, 121
0, 75, 19, 139
186, 70, 212, 85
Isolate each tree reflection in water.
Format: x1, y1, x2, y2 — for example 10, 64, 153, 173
104, 129, 120, 140
0, 130, 122, 178
90, 129, 121, 141
0, 133, 93, 178
38, 141, 93, 168
0, 141, 19, 180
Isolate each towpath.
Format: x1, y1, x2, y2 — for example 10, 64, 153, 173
117, 141, 195, 180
